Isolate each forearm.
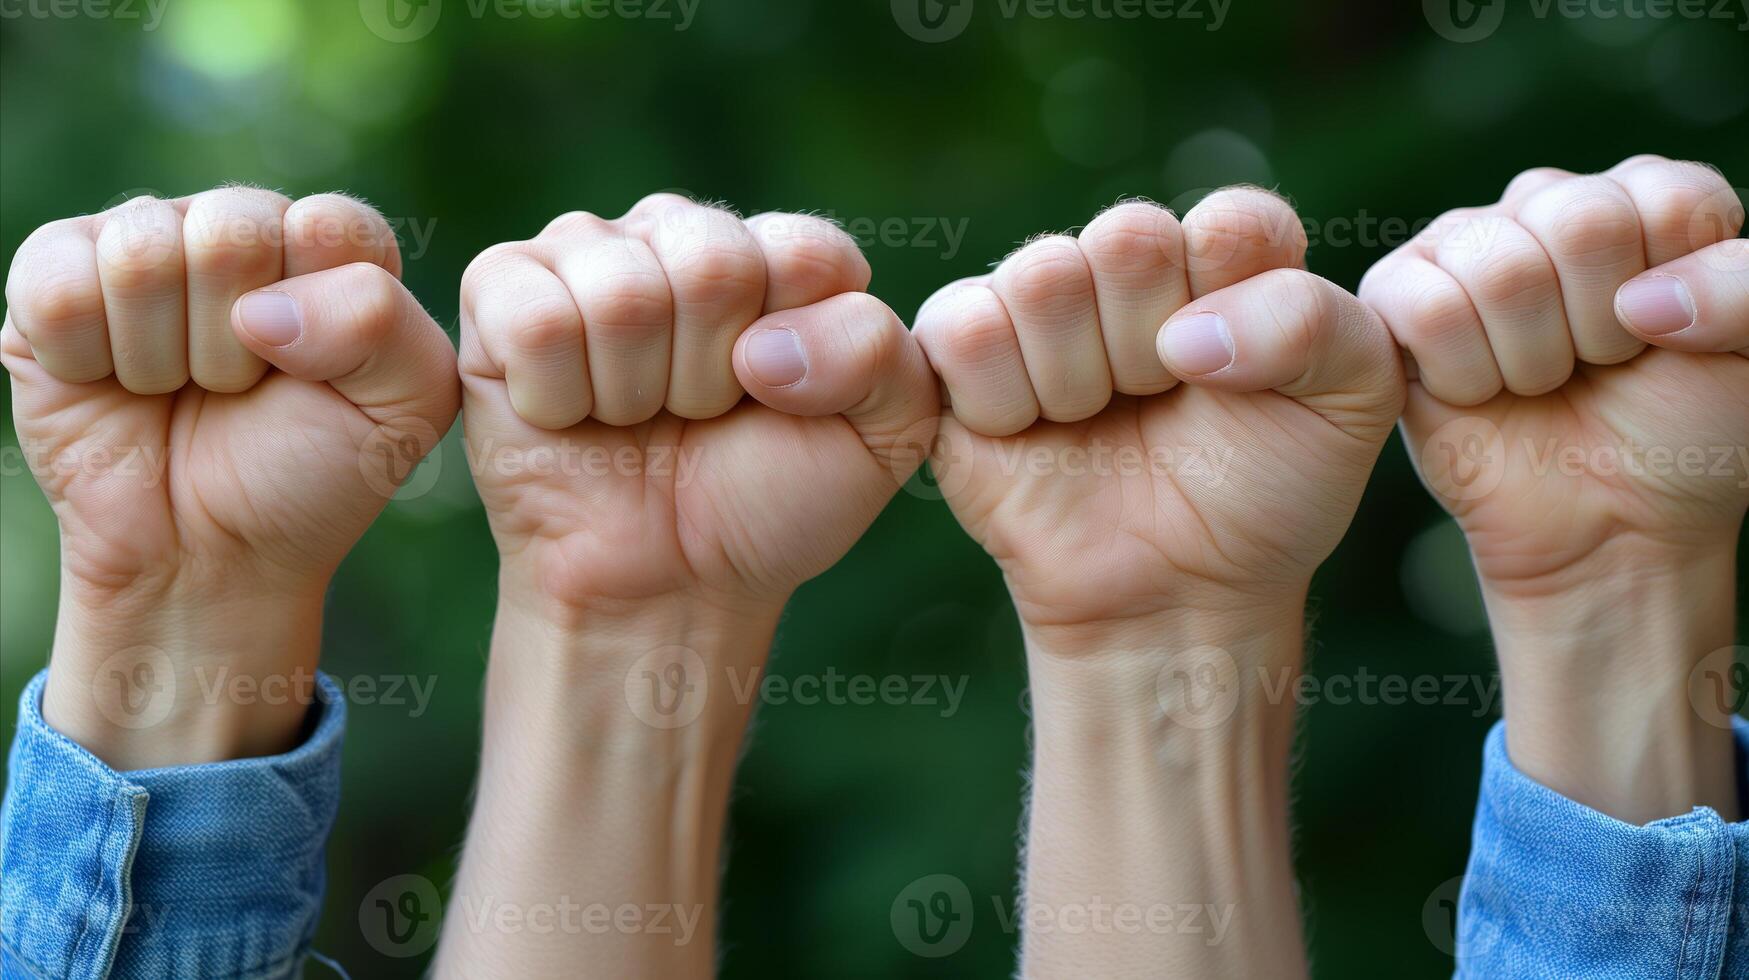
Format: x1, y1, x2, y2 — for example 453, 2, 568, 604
40, 570, 326, 769
433, 587, 779, 980
1019, 608, 1308, 979
1483, 537, 1741, 825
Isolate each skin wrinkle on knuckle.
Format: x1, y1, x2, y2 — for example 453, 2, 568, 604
1187, 192, 1304, 258
1002, 241, 1091, 310
1465, 243, 1556, 310
1538, 192, 1642, 266
15, 270, 103, 332
1081, 205, 1183, 273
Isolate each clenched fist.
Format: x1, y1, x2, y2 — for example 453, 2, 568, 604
441, 195, 938, 978
914, 189, 1404, 978
1362, 157, 1748, 825
2, 188, 459, 767
459, 194, 938, 614
917, 189, 1405, 636
1363, 155, 1748, 588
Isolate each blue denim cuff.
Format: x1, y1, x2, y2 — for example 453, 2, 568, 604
1457, 719, 1749, 979
1, 668, 345, 980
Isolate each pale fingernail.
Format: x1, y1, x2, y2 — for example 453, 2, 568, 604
236, 291, 303, 347
1615, 275, 1696, 336
1159, 312, 1235, 376
745, 328, 807, 387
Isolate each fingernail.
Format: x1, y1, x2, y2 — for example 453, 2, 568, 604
1615, 276, 1695, 336
236, 291, 303, 347
745, 328, 807, 387
1159, 312, 1235, 376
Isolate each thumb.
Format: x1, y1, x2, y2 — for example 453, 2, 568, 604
733, 291, 940, 482
1156, 268, 1406, 438
232, 261, 461, 446
1614, 241, 1749, 357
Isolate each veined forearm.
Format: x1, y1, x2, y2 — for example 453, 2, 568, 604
433, 596, 778, 980
1019, 613, 1308, 979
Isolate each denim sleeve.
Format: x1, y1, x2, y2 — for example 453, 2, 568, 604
1457, 719, 1749, 979
0, 668, 345, 980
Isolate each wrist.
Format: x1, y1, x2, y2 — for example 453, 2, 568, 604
1021, 599, 1307, 727
43, 573, 327, 769
1016, 605, 1309, 976
1480, 535, 1741, 823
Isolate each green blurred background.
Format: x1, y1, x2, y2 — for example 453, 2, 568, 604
2, 1, 1746, 976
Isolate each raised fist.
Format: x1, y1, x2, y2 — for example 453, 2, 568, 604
915, 189, 1406, 636
2, 188, 458, 764
1362, 156, 1748, 591
458, 194, 939, 616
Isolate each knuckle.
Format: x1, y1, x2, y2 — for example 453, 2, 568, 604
1634, 163, 1740, 246
1403, 276, 1480, 345
183, 190, 288, 271
665, 239, 765, 305
760, 219, 864, 285
1080, 202, 1185, 274
11, 270, 104, 333
632, 192, 692, 215
1184, 187, 1306, 258
540, 210, 609, 240
999, 238, 1092, 308
96, 219, 181, 285
503, 296, 582, 351
1534, 181, 1641, 264
582, 272, 672, 334
286, 193, 392, 253
1470, 243, 1555, 308
341, 262, 403, 338
1258, 267, 1328, 343
461, 242, 531, 294
941, 292, 1015, 361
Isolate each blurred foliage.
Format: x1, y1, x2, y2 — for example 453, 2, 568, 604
2, 1, 1746, 977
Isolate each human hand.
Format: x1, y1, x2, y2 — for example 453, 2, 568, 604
2, 188, 458, 767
